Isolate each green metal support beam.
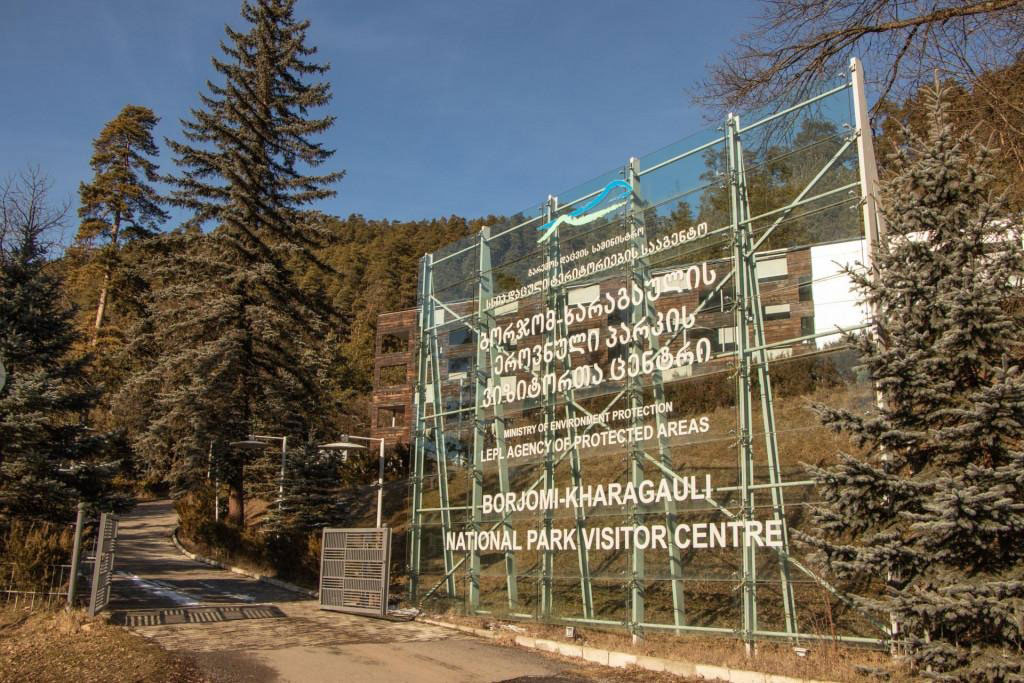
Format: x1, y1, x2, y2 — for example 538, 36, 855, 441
408, 73, 891, 649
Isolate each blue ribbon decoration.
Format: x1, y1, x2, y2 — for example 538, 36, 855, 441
536, 179, 633, 242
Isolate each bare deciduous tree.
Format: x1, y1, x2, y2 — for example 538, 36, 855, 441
698, 0, 1024, 116
0, 168, 68, 261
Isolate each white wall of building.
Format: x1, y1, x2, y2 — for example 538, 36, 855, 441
810, 239, 871, 348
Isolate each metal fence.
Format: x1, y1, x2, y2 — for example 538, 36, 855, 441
1, 507, 118, 614
0, 562, 80, 610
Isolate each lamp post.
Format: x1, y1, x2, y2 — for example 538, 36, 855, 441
229, 434, 288, 511
319, 435, 387, 528
207, 441, 219, 522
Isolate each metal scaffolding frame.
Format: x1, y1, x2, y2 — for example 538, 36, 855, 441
407, 59, 890, 647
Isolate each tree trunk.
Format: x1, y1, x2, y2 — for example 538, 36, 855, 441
91, 210, 121, 347
91, 267, 112, 346
226, 460, 245, 527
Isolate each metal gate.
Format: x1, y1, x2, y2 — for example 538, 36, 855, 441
319, 528, 391, 617
87, 512, 118, 617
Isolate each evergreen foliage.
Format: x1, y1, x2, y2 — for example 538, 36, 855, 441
273, 446, 345, 531
167, 0, 342, 239
121, 0, 342, 526
312, 213, 481, 389
0, 171, 119, 523
77, 105, 167, 347
804, 84, 1024, 679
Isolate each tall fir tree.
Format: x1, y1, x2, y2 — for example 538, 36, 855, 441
804, 84, 1024, 679
121, 0, 342, 526
77, 105, 167, 347
0, 170, 120, 523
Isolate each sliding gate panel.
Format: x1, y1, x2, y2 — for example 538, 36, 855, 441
88, 512, 118, 617
319, 528, 391, 617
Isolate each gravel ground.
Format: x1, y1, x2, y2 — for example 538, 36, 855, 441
0, 607, 207, 683
0, 607, 694, 683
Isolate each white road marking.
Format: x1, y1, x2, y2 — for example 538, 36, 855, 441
115, 571, 200, 606
197, 581, 256, 602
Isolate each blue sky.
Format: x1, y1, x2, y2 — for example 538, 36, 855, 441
1, 1, 759, 229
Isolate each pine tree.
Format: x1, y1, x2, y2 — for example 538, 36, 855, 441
266, 445, 345, 533
125, 0, 342, 526
804, 84, 1024, 679
77, 105, 167, 347
0, 170, 115, 523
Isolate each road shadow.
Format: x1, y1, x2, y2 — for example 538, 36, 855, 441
109, 499, 307, 610
110, 571, 306, 610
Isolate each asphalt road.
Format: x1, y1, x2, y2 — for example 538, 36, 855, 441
110, 501, 300, 610
108, 501, 601, 683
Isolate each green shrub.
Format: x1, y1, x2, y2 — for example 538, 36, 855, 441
173, 486, 214, 540
175, 487, 263, 564
263, 530, 320, 587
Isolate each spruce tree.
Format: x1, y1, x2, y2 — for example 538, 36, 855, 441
264, 445, 345, 533
0, 170, 113, 523
804, 84, 1024, 679
123, 0, 342, 526
77, 105, 167, 347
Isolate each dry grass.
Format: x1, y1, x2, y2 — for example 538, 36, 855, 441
174, 527, 277, 578
0, 607, 207, 683
409, 373, 885, 637
404, 369, 903, 680
434, 611, 911, 682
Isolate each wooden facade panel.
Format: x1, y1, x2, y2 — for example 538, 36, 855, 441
371, 310, 417, 447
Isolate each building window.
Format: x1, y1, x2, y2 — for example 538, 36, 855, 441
700, 288, 724, 312
380, 331, 408, 353
798, 275, 813, 302
763, 303, 791, 321
607, 306, 628, 326
448, 326, 474, 346
756, 255, 788, 281
801, 315, 815, 338
448, 356, 471, 376
717, 327, 737, 353
444, 393, 463, 412
699, 283, 733, 312
379, 364, 407, 386
493, 301, 518, 316
568, 284, 600, 306
378, 405, 405, 428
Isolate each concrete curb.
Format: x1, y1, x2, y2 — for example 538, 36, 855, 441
170, 526, 318, 599
417, 617, 833, 683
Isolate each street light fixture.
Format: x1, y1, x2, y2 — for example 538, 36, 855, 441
318, 441, 366, 458
318, 435, 386, 528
